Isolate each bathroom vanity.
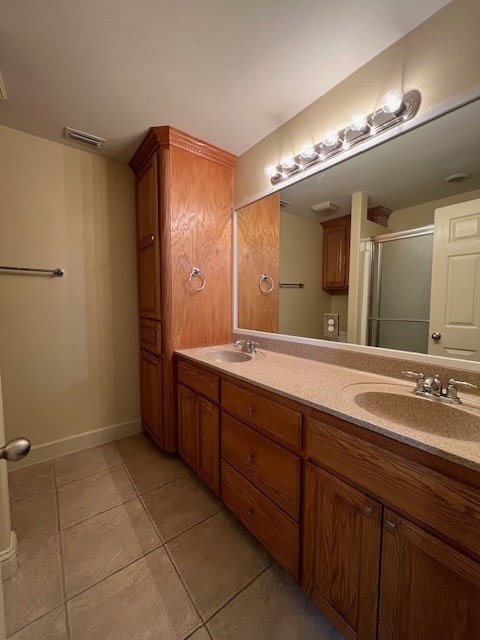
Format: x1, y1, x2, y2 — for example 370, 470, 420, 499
175, 347, 480, 640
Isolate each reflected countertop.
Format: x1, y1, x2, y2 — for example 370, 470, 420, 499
176, 344, 480, 473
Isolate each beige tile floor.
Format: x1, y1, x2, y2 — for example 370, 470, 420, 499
5, 433, 344, 640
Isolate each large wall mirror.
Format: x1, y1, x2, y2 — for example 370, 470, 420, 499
235, 97, 480, 363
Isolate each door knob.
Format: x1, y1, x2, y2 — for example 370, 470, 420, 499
431, 332, 441, 341
0, 438, 31, 462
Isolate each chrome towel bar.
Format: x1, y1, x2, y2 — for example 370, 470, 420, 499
0, 265, 65, 277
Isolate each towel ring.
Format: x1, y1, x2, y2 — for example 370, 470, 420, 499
189, 267, 206, 292
259, 273, 275, 294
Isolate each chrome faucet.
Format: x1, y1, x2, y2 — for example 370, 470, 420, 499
234, 339, 259, 354
402, 371, 477, 404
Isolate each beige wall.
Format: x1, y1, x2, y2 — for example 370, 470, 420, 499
0, 125, 139, 448
234, 0, 480, 206
388, 187, 480, 231
279, 212, 329, 339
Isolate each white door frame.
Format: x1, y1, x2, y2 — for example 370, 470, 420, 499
0, 369, 14, 640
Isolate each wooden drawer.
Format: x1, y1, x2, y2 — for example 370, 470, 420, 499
177, 359, 220, 403
221, 412, 300, 519
140, 319, 162, 356
306, 415, 480, 561
222, 460, 299, 579
221, 380, 302, 451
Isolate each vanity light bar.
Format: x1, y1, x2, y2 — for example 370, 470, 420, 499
265, 89, 421, 185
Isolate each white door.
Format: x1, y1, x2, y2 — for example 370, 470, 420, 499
429, 198, 480, 360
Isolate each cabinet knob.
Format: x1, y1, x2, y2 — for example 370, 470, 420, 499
247, 405, 256, 416
246, 508, 254, 518
385, 520, 396, 534
247, 453, 254, 463
363, 505, 373, 518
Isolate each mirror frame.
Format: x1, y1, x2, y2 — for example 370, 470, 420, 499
233, 85, 480, 373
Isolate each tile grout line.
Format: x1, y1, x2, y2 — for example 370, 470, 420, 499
59, 494, 140, 533
55, 461, 123, 490
117, 435, 274, 633
132, 468, 209, 636
203, 563, 273, 627
54, 478, 72, 640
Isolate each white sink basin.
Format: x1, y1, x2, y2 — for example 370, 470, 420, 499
342, 383, 480, 441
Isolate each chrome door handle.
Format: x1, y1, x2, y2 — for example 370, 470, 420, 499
0, 438, 31, 462
431, 332, 441, 341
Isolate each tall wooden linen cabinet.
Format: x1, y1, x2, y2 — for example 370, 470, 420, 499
129, 127, 237, 451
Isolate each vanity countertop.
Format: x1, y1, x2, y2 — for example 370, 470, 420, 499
176, 345, 480, 473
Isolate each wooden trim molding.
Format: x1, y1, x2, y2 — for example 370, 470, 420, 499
129, 126, 237, 175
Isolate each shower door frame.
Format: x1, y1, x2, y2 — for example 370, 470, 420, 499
368, 225, 434, 349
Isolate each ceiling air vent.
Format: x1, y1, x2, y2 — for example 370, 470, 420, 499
310, 200, 340, 213
0, 72, 7, 100
64, 127, 106, 148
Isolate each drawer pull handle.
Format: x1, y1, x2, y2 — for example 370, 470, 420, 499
363, 505, 373, 518
385, 520, 396, 534
247, 453, 254, 463
247, 405, 256, 415
246, 508, 254, 518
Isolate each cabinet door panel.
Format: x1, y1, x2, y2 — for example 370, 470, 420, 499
222, 412, 300, 519
197, 397, 220, 495
321, 215, 350, 292
379, 510, 480, 640
140, 350, 163, 444
303, 463, 381, 640
222, 460, 299, 579
178, 384, 197, 470
137, 156, 161, 319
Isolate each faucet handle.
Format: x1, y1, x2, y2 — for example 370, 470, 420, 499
446, 379, 477, 402
402, 371, 425, 392
448, 379, 477, 391
402, 370, 424, 379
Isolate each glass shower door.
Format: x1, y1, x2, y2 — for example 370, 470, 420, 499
368, 228, 433, 354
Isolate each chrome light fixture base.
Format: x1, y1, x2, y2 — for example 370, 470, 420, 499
268, 90, 421, 185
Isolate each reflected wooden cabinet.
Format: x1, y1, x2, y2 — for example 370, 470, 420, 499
303, 463, 381, 640
321, 214, 350, 292
237, 193, 280, 332
378, 511, 480, 640
130, 127, 236, 450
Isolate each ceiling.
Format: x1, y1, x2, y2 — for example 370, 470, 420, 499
279, 97, 480, 220
0, 0, 451, 163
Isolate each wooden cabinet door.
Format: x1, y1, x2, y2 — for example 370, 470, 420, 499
321, 215, 350, 292
303, 463, 381, 640
196, 397, 220, 495
137, 155, 161, 319
140, 350, 163, 443
378, 510, 480, 640
177, 385, 197, 470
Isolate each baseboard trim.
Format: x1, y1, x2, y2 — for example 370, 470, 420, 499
8, 420, 143, 470
0, 532, 17, 581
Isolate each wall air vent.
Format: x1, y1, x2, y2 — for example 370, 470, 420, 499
0, 72, 7, 100
64, 127, 106, 148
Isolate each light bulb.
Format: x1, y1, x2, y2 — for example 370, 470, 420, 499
300, 141, 316, 159
264, 164, 279, 178
350, 113, 368, 131
381, 89, 403, 114
281, 156, 295, 169
323, 131, 339, 147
